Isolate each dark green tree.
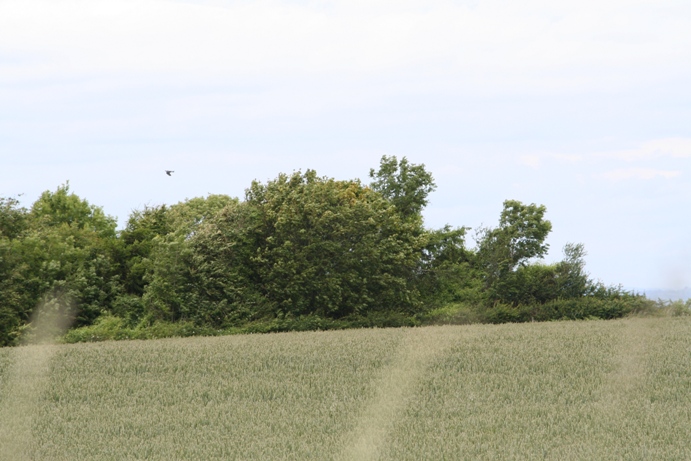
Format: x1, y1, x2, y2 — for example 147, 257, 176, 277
141, 195, 238, 323
249, 170, 426, 317
0, 196, 28, 239
485, 243, 592, 306
173, 170, 427, 325
556, 243, 591, 299
415, 225, 480, 306
0, 197, 31, 345
118, 205, 171, 297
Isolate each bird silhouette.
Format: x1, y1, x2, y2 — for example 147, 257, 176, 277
165, 170, 174, 176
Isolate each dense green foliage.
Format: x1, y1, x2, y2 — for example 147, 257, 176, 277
0, 158, 651, 345
1, 184, 122, 345
184, 171, 427, 323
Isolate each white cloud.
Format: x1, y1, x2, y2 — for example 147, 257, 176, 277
519, 154, 541, 168
599, 167, 681, 181
604, 138, 691, 161
547, 138, 691, 167
551, 153, 584, 164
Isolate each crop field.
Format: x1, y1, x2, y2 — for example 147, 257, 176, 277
1, 317, 691, 460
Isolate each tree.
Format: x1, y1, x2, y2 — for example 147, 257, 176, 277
118, 205, 171, 297
0, 196, 31, 345
488, 243, 592, 306
0, 196, 28, 239
140, 195, 238, 324
178, 170, 427, 325
0, 185, 122, 344
369, 155, 436, 221
415, 225, 479, 305
554, 242, 591, 299
476, 200, 552, 290
250, 170, 426, 317
31, 181, 116, 238
27, 184, 121, 326
176, 200, 268, 325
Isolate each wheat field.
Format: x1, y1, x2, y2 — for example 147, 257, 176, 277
1, 317, 690, 460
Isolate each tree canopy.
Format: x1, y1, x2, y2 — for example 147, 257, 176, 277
0, 156, 641, 346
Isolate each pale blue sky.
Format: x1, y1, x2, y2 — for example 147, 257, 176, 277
1, 0, 690, 291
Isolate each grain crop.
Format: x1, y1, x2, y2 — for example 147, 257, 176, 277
1, 317, 690, 460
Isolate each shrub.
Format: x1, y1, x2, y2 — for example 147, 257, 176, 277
483, 295, 644, 325
419, 303, 486, 325
61, 315, 222, 343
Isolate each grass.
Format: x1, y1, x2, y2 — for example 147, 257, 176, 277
1, 317, 691, 460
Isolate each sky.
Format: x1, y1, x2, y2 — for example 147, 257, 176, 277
1, 0, 690, 292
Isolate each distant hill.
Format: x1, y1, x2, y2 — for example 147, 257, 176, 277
643, 288, 691, 301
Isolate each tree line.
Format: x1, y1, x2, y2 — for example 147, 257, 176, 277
0, 156, 645, 346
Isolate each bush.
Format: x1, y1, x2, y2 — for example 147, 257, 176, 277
630, 298, 691, 317
664, 299, 691, 316
419, 303, 486, 325
534, 298, 634, 320
61, 311, 422, 344
61, 315, 131, 342
485, 303, 529, 324
240, 312, 418, 334
61, 315, 223, 343
483, 295, 645, 324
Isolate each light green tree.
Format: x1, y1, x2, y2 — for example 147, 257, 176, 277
369, 155, 436, 221
0, 185, 121, 345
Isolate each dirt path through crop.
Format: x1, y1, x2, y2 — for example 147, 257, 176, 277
337, 327, 455, 461
591, 317, 658, 448
0, 345, 58, 461
0, 302, 73, 461
602, 319, 655, 403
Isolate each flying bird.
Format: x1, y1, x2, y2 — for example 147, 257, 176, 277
165, 170, 174, 176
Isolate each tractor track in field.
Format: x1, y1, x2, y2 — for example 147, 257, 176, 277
337, 327, 461, 461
